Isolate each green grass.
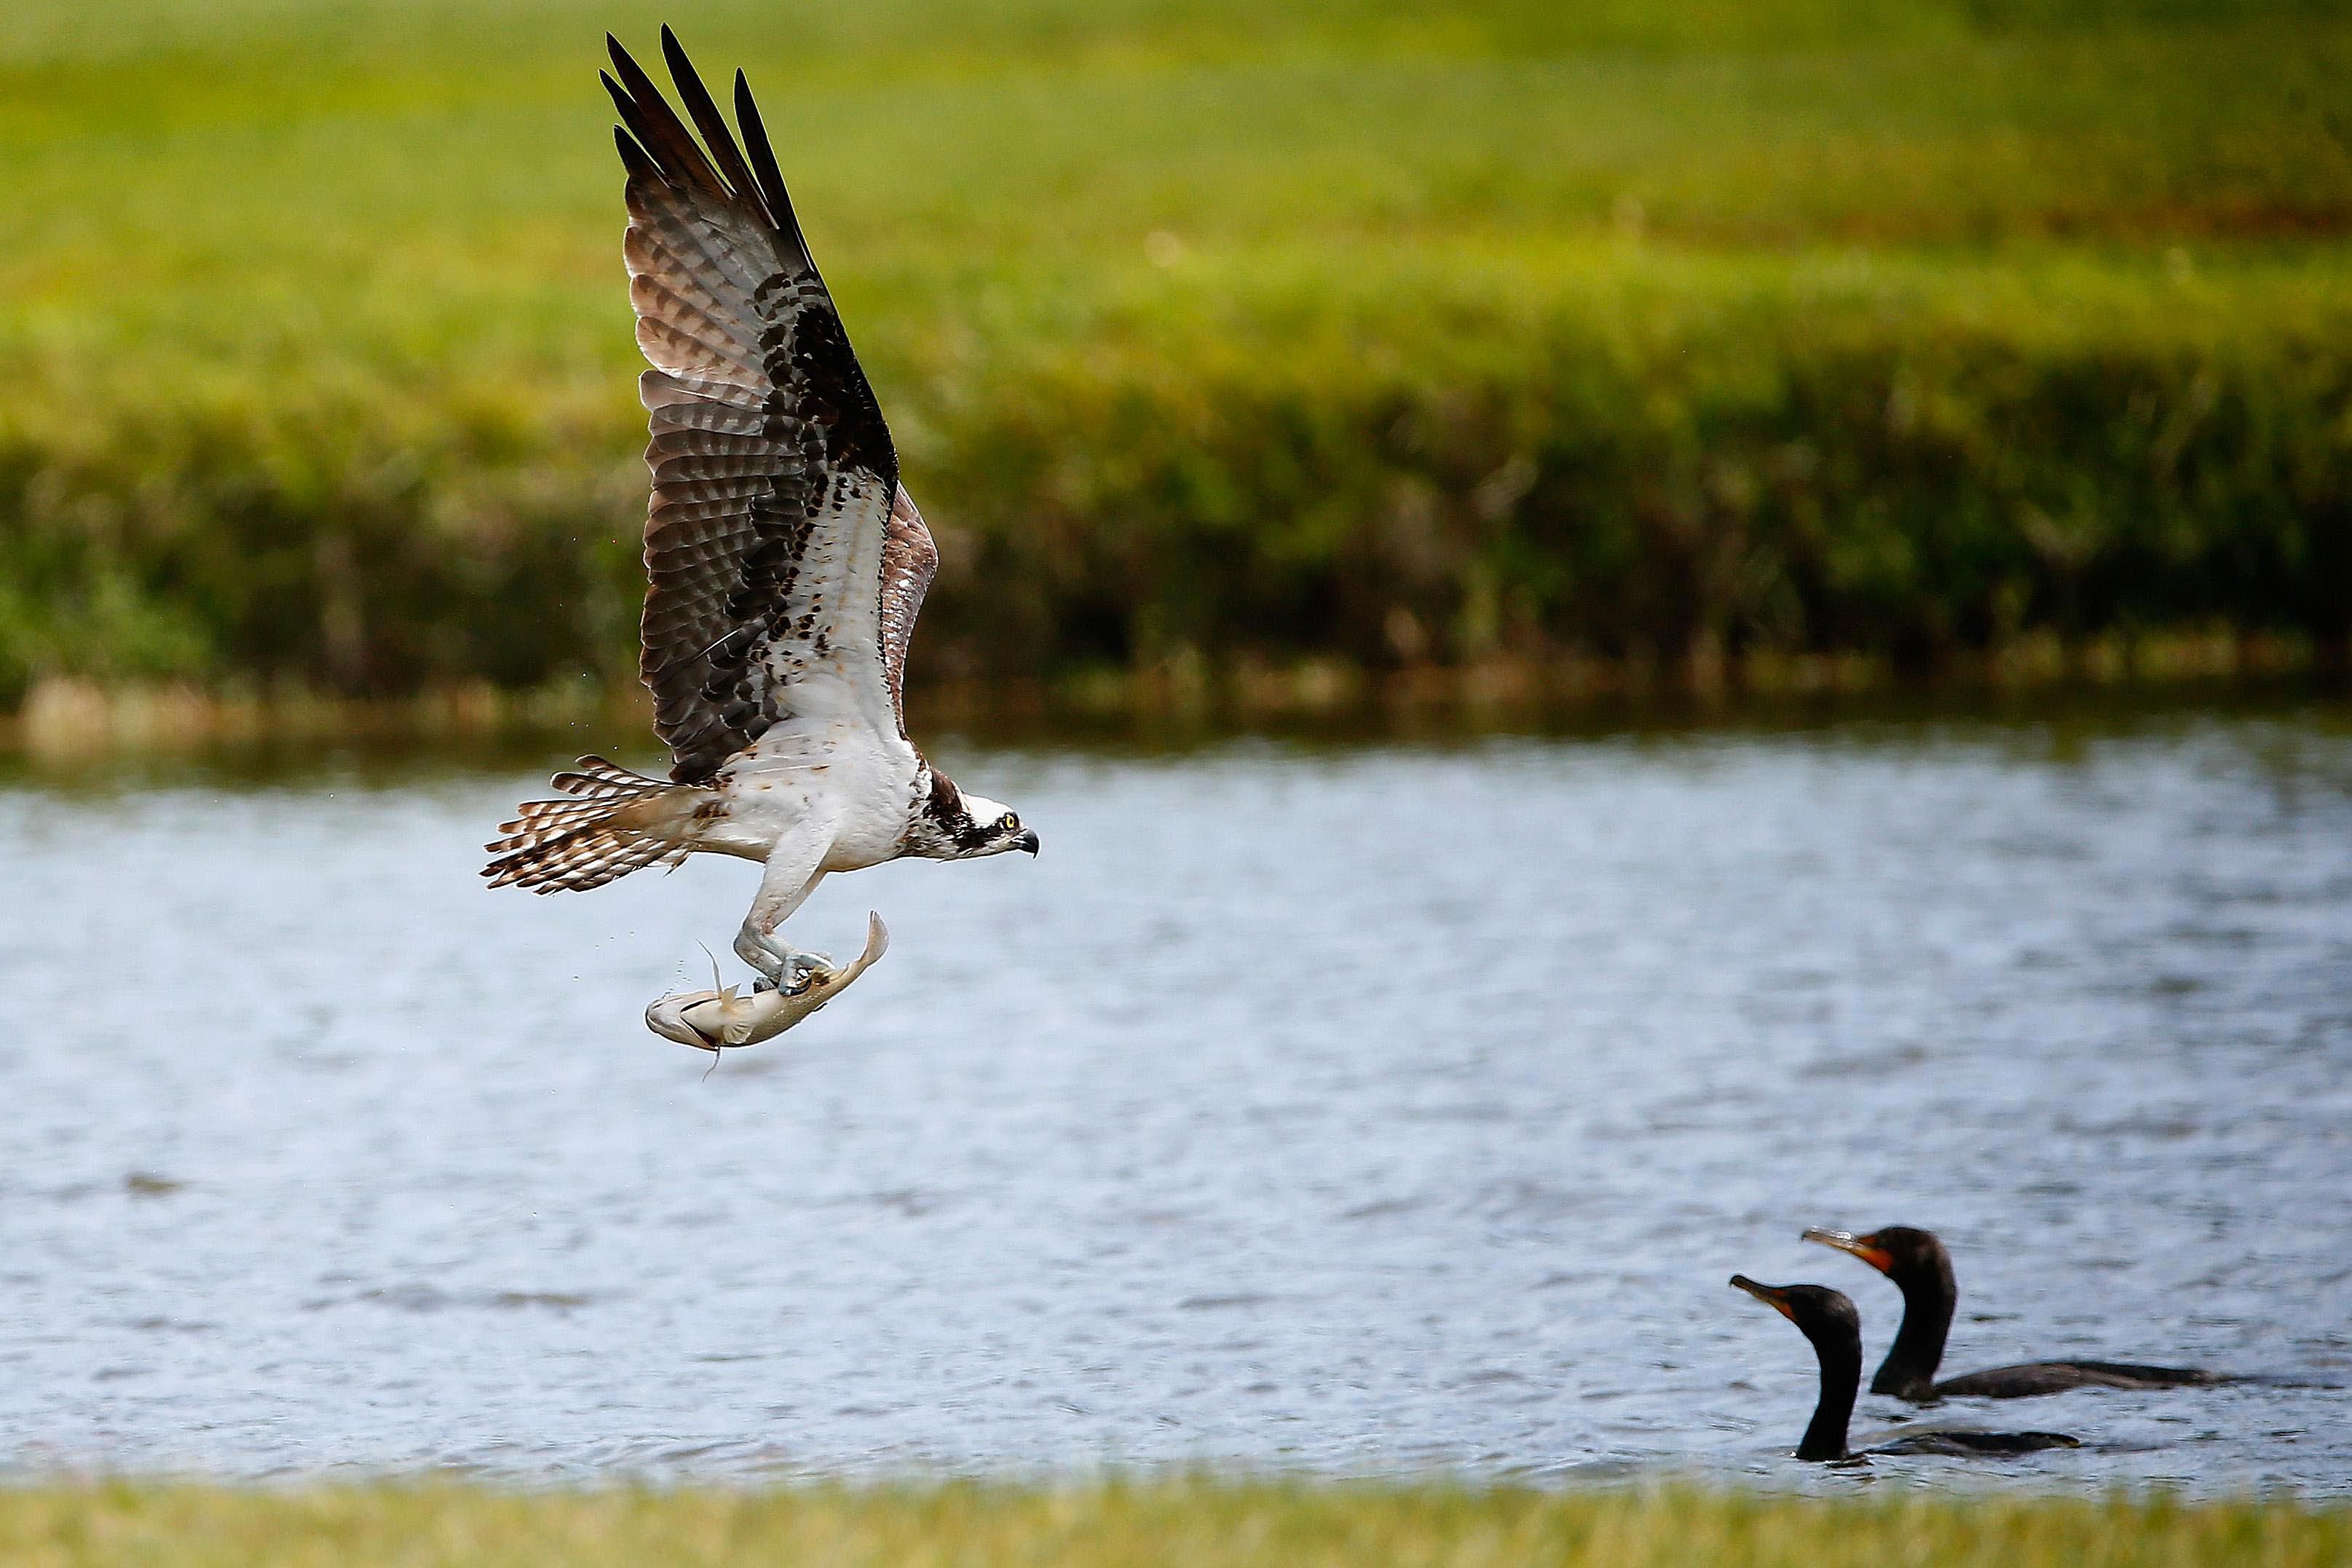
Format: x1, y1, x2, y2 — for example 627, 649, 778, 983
1, 0, 2347, 702
0, 1481, 2344, 1567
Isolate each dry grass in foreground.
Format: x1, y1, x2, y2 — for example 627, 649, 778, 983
0, 1482, 2343, 1568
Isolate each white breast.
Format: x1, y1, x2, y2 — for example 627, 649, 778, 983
717, 670, 922, 870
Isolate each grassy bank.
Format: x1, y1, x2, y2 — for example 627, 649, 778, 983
0, 1482, 2344, 1568
2, 0, 2347, 705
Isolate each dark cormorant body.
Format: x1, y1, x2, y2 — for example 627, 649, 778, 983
1803, 1226, 2226, 1402
1729, 1275, 2080, 1462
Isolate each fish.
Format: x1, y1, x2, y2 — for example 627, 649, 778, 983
644, 913, 889, 1052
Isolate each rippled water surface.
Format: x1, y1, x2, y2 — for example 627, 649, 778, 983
2, 706, 2348, 1492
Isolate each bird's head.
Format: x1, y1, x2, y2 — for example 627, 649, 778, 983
1730, 1275, 1866, 1376
1732, 1276, 1860, 1342
1802, 1224, 1952, 1296
903, 769, 1039, 861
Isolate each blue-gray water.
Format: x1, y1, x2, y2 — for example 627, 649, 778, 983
1, 708, 2347, 1492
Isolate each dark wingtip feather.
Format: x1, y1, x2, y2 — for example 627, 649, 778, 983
604, 71, 670, 188
660, 25, 765, 220
613, 123, 662, 185
603, 30, 727, 199
733, 68, 813, 274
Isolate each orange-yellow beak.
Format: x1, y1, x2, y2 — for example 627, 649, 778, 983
1729, 1274, 1798, 1321
1802, 1227, 1894, 1274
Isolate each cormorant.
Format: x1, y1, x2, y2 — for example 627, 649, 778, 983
1804, 1225, 2225, 1401
1729, 1275, 2081, 1462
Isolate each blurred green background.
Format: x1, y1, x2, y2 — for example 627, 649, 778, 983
1, 0, 2346, 710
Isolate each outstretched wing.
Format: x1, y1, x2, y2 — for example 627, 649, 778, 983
607, 28, 923, 781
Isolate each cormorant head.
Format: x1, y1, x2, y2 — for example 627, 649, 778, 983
1802, 1224, 1954, 1297
1730, 1276, 1863, 1358
904, 768, 1039, 861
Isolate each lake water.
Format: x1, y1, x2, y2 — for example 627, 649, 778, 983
1, 702, 2347, 1494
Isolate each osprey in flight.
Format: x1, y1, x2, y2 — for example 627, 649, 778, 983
483, 30, 1037, 1041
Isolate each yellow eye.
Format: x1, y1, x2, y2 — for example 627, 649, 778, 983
1000, 812, 1019, 831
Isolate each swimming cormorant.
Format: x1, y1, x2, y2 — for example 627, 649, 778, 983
1729, 1275, 2080, 1462
1803, 1225, 2225, 1401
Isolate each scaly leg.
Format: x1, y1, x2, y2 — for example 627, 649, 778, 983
730, 820, 839, 992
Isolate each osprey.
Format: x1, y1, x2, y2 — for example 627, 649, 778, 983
483, 30, 1037, 1036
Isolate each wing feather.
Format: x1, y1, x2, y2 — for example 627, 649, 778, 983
625, 202, 775, 305
602, 39, 727, 199
641, 367, 762, 414
660, 28, 768, 221
651, 403, 769, 441
733, 71, 813, 274
628, 277, 765, 369
877, 487, 939, 734
606, 29, 917, 780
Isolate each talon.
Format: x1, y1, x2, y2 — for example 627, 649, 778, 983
743, 935, 832, 997
785, 952, 836, 995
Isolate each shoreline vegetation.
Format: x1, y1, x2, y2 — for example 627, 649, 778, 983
3, 0, 2347, 724
0, 632, 2338, 759
0, 1482, 2344, 1567
6, 255, 2348, 720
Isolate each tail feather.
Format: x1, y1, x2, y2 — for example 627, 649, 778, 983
482, 755, 701, 894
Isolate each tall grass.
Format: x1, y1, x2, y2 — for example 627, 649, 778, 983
0, 1481, 2345, 1568
1, 0, 2346, 703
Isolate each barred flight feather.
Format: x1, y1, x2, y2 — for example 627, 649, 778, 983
480, 756, 700, 894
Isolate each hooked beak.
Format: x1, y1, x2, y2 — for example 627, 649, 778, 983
1803, 1227, 1895, 1275
1016, 829, 1040, 855
1729, 1274, 1798, 1321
